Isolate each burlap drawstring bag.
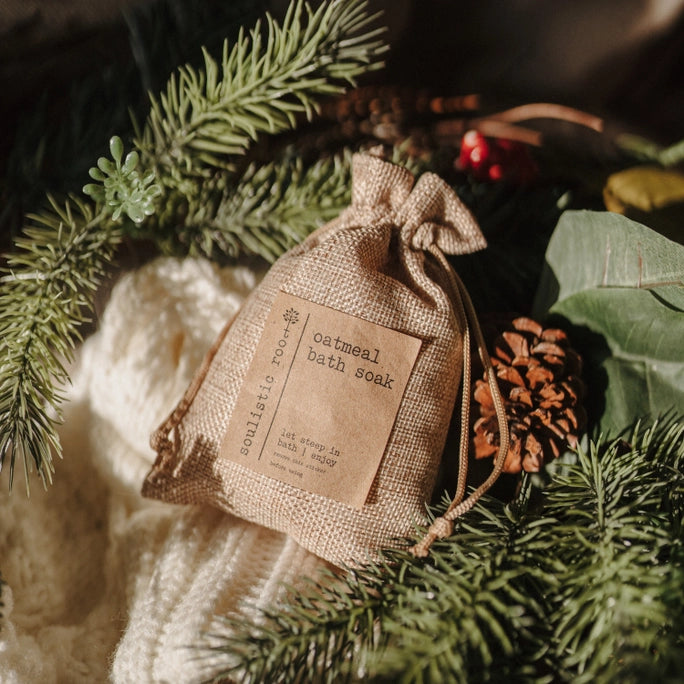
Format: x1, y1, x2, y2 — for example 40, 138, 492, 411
143, 153, 509, 567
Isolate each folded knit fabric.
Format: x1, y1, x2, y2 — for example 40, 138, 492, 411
0, 257, 327, 683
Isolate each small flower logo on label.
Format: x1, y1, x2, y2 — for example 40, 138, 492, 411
283, 308, 299, 326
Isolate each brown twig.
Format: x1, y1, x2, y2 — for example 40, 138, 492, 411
485, 103, 604, 132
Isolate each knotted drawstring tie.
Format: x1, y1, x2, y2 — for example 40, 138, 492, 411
409, 237, 510, 558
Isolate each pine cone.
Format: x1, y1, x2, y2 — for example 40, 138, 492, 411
473, 317, 586, 474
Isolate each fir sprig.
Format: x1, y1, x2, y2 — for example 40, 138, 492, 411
0, 0, 387, 492
200, 418, 684, 683
137, 0, 386, 181
136, 142, 432, 263
200, 489, 559, 684
0, 199, 122, 491
140, 139, 425, 261
202, 566, 388, 683
210, 153, 352, 259
546, 419, 684, 681
366, 496, 559, 684
148, 151, 353, 261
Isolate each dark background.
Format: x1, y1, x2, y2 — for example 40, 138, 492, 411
1, 0, 683, 245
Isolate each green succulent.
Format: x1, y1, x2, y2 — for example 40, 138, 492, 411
83, 136, 162, 224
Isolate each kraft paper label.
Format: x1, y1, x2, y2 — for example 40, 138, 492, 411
220, 291, 422, 508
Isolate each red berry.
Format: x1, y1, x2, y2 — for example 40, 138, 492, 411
488, 164, 504, 181
459, 130, 490, 173
458, 129, 537, 184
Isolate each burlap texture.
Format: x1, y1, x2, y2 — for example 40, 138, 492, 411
143, 153, 486, 566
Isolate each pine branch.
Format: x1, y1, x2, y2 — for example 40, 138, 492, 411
142, 143, 425, 263
201, 566, 388, 683
198, 484, 559, 683
203, 153, 353, 261
545, 418, 684, 682
137, 0, 387, 182
145, 151, 353, 262
365, 494, 559, 684
199, 418, 684, 683
0, 199, 122, 492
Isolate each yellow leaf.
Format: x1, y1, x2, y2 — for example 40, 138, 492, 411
603, 166, 684, 214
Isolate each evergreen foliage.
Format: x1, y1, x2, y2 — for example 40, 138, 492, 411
143, 151, 355, 262
145, 145, 422, 262
200, 418, 684, 683
0, 0, 387, 492
136, 0, 385, 181
0, 199, 122, 491
547, 419, 684, 681
0, 0, 268, 239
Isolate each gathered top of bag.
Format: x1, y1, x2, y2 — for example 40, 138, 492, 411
316, 152, 487, 258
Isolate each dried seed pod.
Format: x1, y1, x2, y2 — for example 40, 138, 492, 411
473, 316, 586, 474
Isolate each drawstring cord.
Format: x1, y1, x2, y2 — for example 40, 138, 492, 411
410, 243, 510, 557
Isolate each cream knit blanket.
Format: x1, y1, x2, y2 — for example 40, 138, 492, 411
0, 258, 327, 683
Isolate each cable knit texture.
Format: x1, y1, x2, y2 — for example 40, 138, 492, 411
0, 257, 327, 683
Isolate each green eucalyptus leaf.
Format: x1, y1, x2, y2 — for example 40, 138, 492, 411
533, 210, 684, 436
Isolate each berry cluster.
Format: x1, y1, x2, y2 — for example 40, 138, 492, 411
458, 129, 537, 184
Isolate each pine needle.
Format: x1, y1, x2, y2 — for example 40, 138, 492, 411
198, 565, 389, 683
197, 483, 558, 683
